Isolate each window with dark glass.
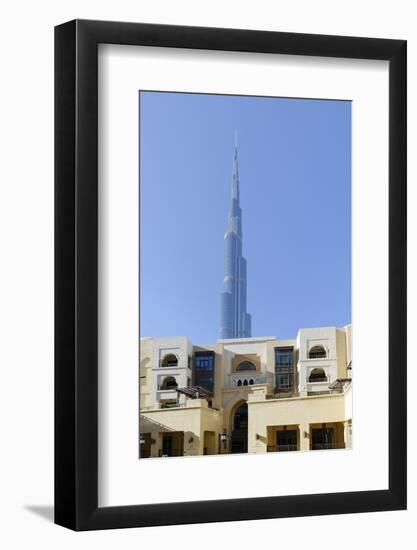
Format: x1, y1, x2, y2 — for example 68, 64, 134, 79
308, 368, 327, 382
312, 427, 335, 450
275, 347, 294, 393
236, 361, 256, 371
194, 351, 215, 393
277, 429, 297, 451
161, 354, 178, 367
308, 345, 327, 359
160, 376, 178, 390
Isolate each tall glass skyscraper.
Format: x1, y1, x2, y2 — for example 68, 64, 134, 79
220, 139, 252, 339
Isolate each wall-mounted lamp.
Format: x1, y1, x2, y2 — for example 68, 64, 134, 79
220, 431, 228, 451
140, 434, 155, 445
188, 436, 194, 444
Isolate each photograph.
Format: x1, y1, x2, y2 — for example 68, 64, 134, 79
139, 91, 352, 458
0, 0, 409, 541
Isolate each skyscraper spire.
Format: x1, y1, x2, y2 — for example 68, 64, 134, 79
232, 133, 239, 202
220, 137, 252, 339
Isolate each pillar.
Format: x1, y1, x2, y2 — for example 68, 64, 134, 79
344, 420, 352, 449
150, 432, 163, 458
299, 424, 310, 451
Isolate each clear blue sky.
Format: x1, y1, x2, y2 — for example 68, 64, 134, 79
140, 91, 351, 342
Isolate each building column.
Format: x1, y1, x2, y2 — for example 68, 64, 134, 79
248, 403, 267, 454
299, 424, 310, 451
344, 420, 352, 449
150, 432, 163, 458
299, 368, 308, 397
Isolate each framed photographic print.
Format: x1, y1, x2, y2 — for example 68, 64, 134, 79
55, 20, 407, 530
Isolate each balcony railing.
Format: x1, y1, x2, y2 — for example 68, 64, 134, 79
311, 442, 346, 450
307, 388, 343, 396
267, 444, 298, 452
266, 392, 296, 399
273, 388, 295, 395
160, 402, 181, 409
229, 374, 267, 386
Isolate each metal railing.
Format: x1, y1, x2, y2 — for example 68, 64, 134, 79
159, 361, 179, 368
273, 390, 295, 397
266, 392, 297, 399
311, 442, 346, 450
140, 403, 181, 410
308, 377, 329, 383
307, 388, 343, 396
267, 444, 298, 452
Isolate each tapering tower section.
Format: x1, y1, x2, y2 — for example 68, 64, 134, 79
220, 136, 252, 339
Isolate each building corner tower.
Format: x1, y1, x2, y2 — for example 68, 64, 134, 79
220, 136, 252, 339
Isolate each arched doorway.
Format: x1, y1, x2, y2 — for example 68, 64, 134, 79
231, 402, 248, 453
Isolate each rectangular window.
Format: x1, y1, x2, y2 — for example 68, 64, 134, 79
311, 428, 335, 450
275, 348, 293, 367
194, 351, 215, 393
277, 429, 297, 451
275, 347, 294, 393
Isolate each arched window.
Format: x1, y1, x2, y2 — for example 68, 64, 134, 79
161, 354, 178, 367
236, 361, 256, 372
249, 379, 254, 385
237, 379, 242, 387
161, 376, 178, 390
243, 379, 248, 386
308, 345, 327, 359
308, 368, 327, 382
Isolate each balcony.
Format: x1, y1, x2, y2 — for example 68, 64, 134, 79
306, 380, 331, 394
160, 402, 181, 409
307, 387, 343, 396
229, 373, 267, 387
157, 388, 177, 401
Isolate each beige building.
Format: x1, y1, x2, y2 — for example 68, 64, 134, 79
139, 325, 352, 458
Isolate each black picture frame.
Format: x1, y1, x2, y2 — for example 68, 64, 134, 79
55, 19, 407, 531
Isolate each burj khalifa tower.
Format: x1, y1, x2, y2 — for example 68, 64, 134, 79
220, 136, 252, 339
